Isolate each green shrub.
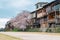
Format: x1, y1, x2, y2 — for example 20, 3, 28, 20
12, 28, 20, 32
26, 28, 40, 32
55, 27, 60, 33
46, 26, 60, 33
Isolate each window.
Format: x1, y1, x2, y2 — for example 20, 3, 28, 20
44, 17, 47, 21
31, 13, 36, 18
52, 4, 60, 11
36, 19, 40, 23
36, 4, 39, 9
46, 6, 51, 13
32, 13, 36, 18
36, 3, 47, 9
36, 4, 42, 9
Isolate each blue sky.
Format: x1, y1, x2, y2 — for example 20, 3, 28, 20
0, 0, 54, 18
0, 0, 54, 28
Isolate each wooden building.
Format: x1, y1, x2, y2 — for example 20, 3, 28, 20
31, 0, 60, 32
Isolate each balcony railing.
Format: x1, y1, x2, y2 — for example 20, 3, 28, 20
56, 18, 60, 23
40, 20, 47, 24
47, 10, 55, 14
48, 18, 60, 23
56, 15, 60, 18
48, 19, 55, 23
37, 12, 47, 18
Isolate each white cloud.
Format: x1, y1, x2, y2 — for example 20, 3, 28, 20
0, 18, 10, 28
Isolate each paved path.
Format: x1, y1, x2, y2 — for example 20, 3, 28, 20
0, 32, 60, 40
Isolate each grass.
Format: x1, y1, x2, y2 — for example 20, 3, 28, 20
0, 33, 22, 40
55, 27, 60, 33
26, 28, 40, 32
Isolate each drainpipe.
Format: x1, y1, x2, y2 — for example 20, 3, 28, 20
35, 9, 37, 20
55, 9, 57, 32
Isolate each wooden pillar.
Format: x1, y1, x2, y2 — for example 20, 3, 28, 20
35, 10, 37, 28
59, 8, 60, 14
47, 13, 49, 27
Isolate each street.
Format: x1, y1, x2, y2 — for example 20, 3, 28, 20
0, 32, 60, 40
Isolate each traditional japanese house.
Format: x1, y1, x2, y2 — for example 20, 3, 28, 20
43, 0, 60, 28
35, 2, 48, 31
30, 11, 36, 28
31, 0, 60, 32
31, 2, 48, 28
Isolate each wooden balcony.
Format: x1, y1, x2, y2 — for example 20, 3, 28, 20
37, 12, 47, 18
56, 18, 60, 23
40, 20, 47, 24
47, 10, 55, 15
48, 19, 55, 23
48, 18, 60, 23
56, 15, 60, 18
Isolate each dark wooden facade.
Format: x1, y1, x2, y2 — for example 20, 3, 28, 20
31, 0, 60, 32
